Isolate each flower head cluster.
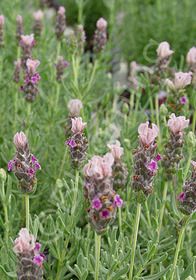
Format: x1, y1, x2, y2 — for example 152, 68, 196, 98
13, 228, 45, 280
55, 6, 66, 40
93, 17, 107, 54
156, 41, 174, 60
21, 59, 40, 101
131, 122, 160, 202
83, 153, 122, 234
20, 34, 35, 68
107, 140, 128, 191
13, 59, 21, 83
76, 25, 86, 55
186, 47, 196, 70
162, 114, 189, 180
166, 72, 192, 91
33, 10, 44, 41
65, 99, 83, 138
16, 15, 23, 41
179, 161, 196, 215
65, 117, 88, 169
0, 15, 4, 47
54, 56, 69, 82
8, 132, 41, 193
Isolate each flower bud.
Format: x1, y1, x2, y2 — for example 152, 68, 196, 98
187, 131, 196, 148
56, 179, 63, 189
160, 104, 168, 116
122, 103, 129, 115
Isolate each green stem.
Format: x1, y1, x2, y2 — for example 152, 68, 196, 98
192, 110, 196, 132
14, 84, 18, 132
25, 193, 29, 231
17, 45, 21, 61
55, 169, 79, 280
54, 82, 60, 111
72, 55, 81, 98
170, 226, 185, 280
155, 93, 161, 148
184, 147, 193, 180
56, 40, 61, 60
58, 146, 68, 178
1, 181, 9, 245
26, 102, 31, 138
0, 53, 3, 83
145, 200, 152, 233
78, 0, 83, 24
151, 180, 168, 275
149, 95, 155, 123
95, 232, 101, 280
129, 203, 141, 280
84, 60, 98, 95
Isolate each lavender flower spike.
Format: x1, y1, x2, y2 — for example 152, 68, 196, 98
65, 99, 83, 138
8, 131, 41, 193
55, 6, 66, 40
93, 17, 107, 54
13, 228, 44, 279
131, 122, 159, 202
162, 114, 189, 180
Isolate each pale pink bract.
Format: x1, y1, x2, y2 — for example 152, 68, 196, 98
68, 99, 83, 116
107, 140, 124, 160
156, 41, 174, 59
13, 228, 35, 254
166, 71, 192, 91
168, 113, 189, 135
186, 47, 196, 67
71, 117, 86, 133
16, 15, 23, 23
21, 34, 34, 46
26, 59, 40, 73
138, 122, 159, 146
33, 10, 44, 21
0, 15, 4, 26
58, 6, 65, 15
14, 131, 27, 149
191, 160, 196, 172
96, 18, 107, 30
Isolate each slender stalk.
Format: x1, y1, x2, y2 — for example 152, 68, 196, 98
129, 203, 141, 280
1, 181, 9, 245
149, 95, 155, 123
54, 82, 60, 111
17, 45, 21, 60
192, 110, 196, 132
145, 200, 152, 233
0, 53, 3, 83
95, 232, 101, 280
72, 55, 80, 96
26, 102, 31, 138
151, 180, 168, 275
84, 60, 98, 95
78, 0, 83, 24
56, 40, 61, 60
55, 169, 79, 280
155, 93, 161, 148
184, 147, 192, 180
25, 193, 29, 231
170, 225, 185, 280
14, 84, 18, 132
58, 145, 68, 178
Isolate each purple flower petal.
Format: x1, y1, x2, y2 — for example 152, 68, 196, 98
35, 242, 42, 252
179, 192, 185, 200
29, 169, 34, 176
180, 96, 187, 104
31, 155, 38, 164
34, 255, 43, 266
154, 153, 162, 162
101, 209, 109, 219
114, 194, 123, 207
34, 163, 41, 171
148, 160, 158, 172
92, 199, 102, 210
70, 139, 77, 148
8, 159, 16, 171
65, 139, 70, 146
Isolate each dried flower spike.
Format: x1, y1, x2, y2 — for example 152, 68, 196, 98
21, 59, 41, 102
179, 161, 196, 215
131, 122, 160, 202
20, 34, 35, 68
93, 17, 107, 54
13, 228, 45, 280
83, 153, 122, 234
33, 10, 44, 41
54, 56, 69, 82
107, 140, 128, 191
13, 59, 21, 83
55, 6, 66, 40
162, 114, 189, 180
8, 132, 41, 193
65, 117, 88, 169
16, 15, 24, 42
